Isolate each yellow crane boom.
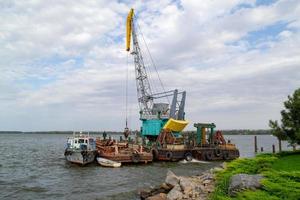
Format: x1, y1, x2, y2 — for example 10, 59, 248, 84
126, 8, 134, 51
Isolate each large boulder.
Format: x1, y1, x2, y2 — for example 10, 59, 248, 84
165, 170, 179, 187
179, 177, 195, 194
167, 183, 183, 200
228, 174, 264, 196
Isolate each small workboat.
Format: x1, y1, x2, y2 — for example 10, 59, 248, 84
64, 132, 96, 165
97, 157, 121, 168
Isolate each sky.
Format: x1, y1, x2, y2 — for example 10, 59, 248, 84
0, 0, 299, 131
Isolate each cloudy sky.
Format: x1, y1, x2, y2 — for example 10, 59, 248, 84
0, 0, 299, 131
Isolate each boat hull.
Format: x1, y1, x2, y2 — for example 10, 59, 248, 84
152, 147, 239, 161
64, 149, 96, 165
97, 151, 153, 163
97, 157, 121, 168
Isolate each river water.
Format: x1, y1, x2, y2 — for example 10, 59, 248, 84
0, 134, 291, 200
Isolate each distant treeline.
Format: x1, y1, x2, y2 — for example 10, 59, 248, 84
0, 129, 271, 135
220, 129, 271, 135
0, 131, 123, 135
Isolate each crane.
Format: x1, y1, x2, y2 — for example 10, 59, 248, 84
126, 8, 187, 140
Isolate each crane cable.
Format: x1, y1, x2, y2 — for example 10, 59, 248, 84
135, 17, 170, 104
134, 18, 158, 95
125, 52, 129, 129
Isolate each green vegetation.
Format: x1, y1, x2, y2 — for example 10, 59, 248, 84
211, 151, 300, 200
270, 88, 300, 145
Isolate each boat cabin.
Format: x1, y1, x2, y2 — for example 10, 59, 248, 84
67, 133, 96, 151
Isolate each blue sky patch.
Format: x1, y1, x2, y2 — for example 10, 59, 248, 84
243, 21, 289, 45
255, 0, 278, 6
227, 21, 291, 50
38, 54, 84, 68
230, 3, 253, 14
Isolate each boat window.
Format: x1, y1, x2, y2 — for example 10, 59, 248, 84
75, 140, 77, 144
85, 139, 88, 143
78, 139, 84, 143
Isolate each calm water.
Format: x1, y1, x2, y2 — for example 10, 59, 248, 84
0, 134, 291, 200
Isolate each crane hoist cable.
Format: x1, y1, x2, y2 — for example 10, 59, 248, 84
125, 52, 129, 129
135, 17, 170, 104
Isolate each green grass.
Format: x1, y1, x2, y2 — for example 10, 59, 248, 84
210, 151, 300, 200
272, 154, 300, 171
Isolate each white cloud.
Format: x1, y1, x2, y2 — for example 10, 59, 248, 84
0, 0, 299, 131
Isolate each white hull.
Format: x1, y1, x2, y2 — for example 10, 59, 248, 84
97, 157, 121, 168
65, 150, 95, 165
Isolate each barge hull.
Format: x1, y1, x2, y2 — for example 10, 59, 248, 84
97, 151, 153, 163
154, 148, 239, 161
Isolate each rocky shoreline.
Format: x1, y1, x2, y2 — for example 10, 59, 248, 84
139, 163, 225, 200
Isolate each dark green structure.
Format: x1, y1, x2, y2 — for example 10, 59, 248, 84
194, 123, 216, 145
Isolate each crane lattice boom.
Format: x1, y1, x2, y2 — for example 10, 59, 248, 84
126, 8, 153, 115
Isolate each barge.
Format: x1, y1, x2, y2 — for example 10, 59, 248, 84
96, 138, 153, 164
151, 121, 239, 161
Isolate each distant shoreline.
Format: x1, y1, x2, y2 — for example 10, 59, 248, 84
0, 131, 122, 135
0, 130, 272, 135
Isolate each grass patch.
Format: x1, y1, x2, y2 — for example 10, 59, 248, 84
211, 151, 300, 200
272, 154, 300, 171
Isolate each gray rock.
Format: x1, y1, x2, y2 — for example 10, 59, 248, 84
179, 177, 195, 194
228, 174, 264, 196
165, 170, 179, 187
203, 179, 211, 185
199, 173, 214, 181
146, 193, 167, 200
220, 162, 227, 169
160, 183, 172, 191
167, 183, 183, 200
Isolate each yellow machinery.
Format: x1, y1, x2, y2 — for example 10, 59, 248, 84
126, 8, 134, 51
163, 118, 189, 132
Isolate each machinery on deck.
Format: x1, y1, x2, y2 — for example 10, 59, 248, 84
152, 123, 239, 161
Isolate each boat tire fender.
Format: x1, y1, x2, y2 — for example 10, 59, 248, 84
223, 151, 230, 160
205, 151, 213, 161
214, 148, 222, 157
166, 151, 173, 160
184, 152, 193, 162
152, 149, 159, 160
132, 153, 140, 163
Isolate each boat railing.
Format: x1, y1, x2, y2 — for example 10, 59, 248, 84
140, 114, 169, 120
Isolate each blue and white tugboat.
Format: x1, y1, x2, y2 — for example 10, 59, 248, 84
64, 132, 96, 165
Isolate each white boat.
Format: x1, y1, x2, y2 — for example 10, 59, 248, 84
97, 157, 122, 168
64, 132, 96, 165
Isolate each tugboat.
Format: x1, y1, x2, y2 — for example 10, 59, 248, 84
64, 132, 97, 165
